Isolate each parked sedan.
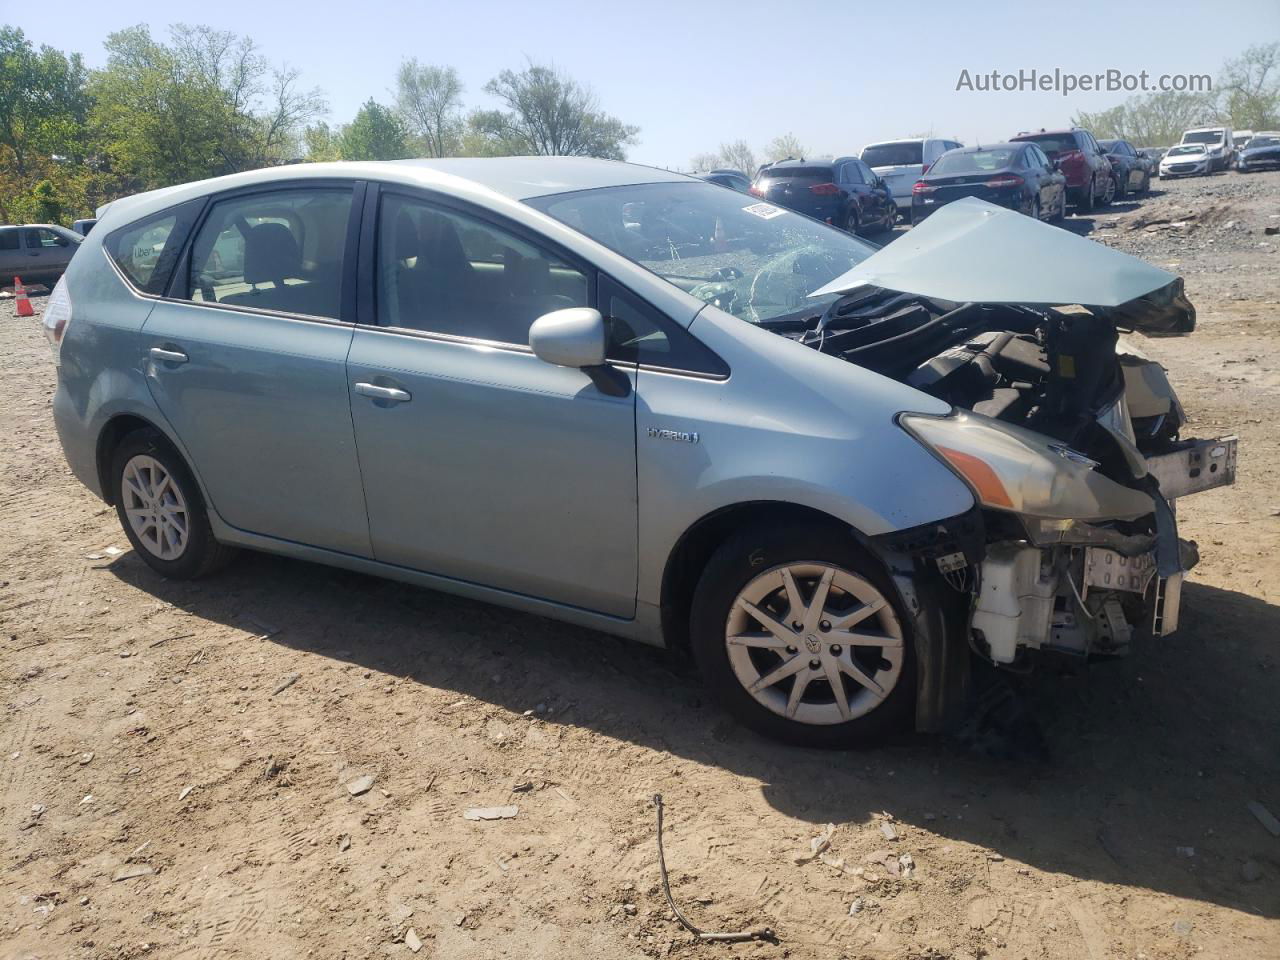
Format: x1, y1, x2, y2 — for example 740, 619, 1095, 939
1235, 132, 1280, 172
911, 143, 1066, 224
1097, 139, 1152, 198
1160, 144, 1211, 178
751, 157, 896, 235
47, 158, 1233, 747
0, 223, 82, 284
1010, 128, 1113, 212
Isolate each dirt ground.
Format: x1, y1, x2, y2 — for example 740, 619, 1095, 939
3, 171, 1279, 960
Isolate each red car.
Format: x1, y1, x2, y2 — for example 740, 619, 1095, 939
1010, 128, 1114, 213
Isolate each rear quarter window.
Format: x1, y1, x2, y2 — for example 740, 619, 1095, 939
105, 199, 204, 295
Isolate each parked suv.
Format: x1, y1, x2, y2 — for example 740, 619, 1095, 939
860, 138, 963, 219
1010, 128, 1113, 212
1180, 126, 1234, 171
751, 157, 895, 234
47, 158, 1234, 746
0, 223, 82, 284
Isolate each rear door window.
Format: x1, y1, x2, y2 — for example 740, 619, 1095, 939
0, 230, 19, 251
186, 187, 354, 320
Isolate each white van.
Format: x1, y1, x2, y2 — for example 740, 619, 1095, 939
861, 138, 964, 217
1180, 127, 1235, 171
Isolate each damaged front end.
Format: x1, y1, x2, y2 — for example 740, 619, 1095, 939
805, 199, 1236, 678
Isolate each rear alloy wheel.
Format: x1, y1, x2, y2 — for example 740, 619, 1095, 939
1099, 174, 1116, 206
111, 429, 237, 579
845, 208, 861, 234
690, 525, 915, 747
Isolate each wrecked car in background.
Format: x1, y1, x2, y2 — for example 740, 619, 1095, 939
49, 159, 1235, 748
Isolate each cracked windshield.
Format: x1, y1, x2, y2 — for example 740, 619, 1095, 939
528, 182, 877, 324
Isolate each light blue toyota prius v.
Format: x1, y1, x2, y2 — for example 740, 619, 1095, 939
45, 157, 1235, 745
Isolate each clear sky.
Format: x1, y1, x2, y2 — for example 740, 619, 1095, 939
14, 0, 1279, 166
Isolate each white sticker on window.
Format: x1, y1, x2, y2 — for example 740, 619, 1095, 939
742, 202, 784, 220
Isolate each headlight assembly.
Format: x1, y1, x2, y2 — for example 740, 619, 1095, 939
899, 410, 1154, 521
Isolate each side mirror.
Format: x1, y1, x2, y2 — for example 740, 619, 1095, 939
529, 307, 607, 369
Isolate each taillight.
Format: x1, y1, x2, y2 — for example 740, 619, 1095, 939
808, 182, 840, 196
42, 276, 72, 361
984, 174, 1025, 189
912, 181, 937, 195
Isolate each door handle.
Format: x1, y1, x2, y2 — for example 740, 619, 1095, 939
354, 382, 411, 403
149, 346, 189, 365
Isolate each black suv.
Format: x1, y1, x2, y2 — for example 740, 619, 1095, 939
751, 158, 896, 235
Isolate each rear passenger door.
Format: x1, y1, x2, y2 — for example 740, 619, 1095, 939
345, 187, 639, 616
139, 181, 374, 557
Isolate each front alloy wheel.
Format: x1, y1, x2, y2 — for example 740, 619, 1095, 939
725, 563, 904, 725
690, 524, 915, 747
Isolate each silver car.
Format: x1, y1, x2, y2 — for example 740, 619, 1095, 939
0, 223, 82, 284
47, 158, 1235, 746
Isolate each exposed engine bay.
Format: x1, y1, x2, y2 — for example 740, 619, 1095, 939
787, 277, 1235, 669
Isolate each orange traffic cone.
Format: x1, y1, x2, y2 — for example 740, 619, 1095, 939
14, 277, 34, 317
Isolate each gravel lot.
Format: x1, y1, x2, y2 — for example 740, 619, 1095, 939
3, 171, 1279, 960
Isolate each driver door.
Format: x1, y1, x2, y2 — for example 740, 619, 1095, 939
345, 189, 639, 616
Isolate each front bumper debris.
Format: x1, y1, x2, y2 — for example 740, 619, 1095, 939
969, 432, 1236, 663
1146, 436, 1237, 499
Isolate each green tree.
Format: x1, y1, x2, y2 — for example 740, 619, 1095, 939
1073, 90, 1216, 147
764, 133, 806, 163
467, 61, 638, 159
0, 26, 90, 175
30, 179, 61, 221
340, 99, 411, 160
90, 24, 324, 189
395, 60, 463, 157
303, 121, 342, 161
1219, 42, 1280, 131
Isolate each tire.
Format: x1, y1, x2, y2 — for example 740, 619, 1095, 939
1029, 197, 1041, 221
1075, 176, 1095, 214
1098, 174, 1115, 206
1139, 170, 1151, 195
689, 523, 916, 748
844, 208, 861, 235
1050, 189, 1067, 222
1115, 169, 1128, 200
110, 428, 238, 579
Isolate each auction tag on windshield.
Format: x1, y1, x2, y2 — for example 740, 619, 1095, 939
742, 202, 784, 219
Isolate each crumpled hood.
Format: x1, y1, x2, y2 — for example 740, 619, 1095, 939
807, 197, 1194, 333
